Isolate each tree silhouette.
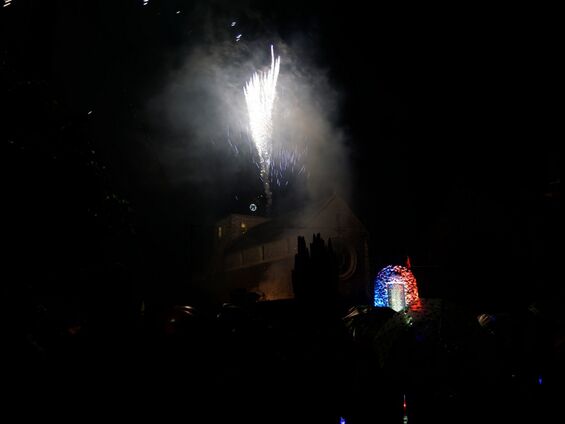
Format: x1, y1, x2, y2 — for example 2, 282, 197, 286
292, 233, 339, 307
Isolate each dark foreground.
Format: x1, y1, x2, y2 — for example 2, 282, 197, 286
6, 297, 562, 424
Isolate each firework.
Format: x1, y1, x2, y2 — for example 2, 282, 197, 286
244, 45, 281, 212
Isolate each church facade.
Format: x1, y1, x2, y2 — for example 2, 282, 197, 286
211, 195, 371, 303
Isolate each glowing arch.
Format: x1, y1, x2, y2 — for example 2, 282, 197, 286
374, 265, 419, 311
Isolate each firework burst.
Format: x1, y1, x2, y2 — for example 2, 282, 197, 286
243, 45, 281, 212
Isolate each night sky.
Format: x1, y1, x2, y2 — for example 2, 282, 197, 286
3, 1, 560, 309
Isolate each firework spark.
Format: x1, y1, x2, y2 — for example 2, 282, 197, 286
244, 45, 281, 212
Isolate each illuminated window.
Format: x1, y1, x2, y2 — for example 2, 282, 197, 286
217, 226, 222, 239
387, 283, 406, 312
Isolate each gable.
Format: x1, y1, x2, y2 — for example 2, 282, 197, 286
304, 195, 367, 233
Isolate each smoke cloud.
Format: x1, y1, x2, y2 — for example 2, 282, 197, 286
148, 6, 350, 219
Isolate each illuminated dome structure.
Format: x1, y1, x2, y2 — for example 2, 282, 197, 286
374, 265, 419, 311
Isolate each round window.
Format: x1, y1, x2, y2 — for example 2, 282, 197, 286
331, 238, 357, 281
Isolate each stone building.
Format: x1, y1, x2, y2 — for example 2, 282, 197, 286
210, 195, 370, 302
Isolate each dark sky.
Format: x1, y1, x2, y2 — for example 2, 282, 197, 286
3, 1, 560, 306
